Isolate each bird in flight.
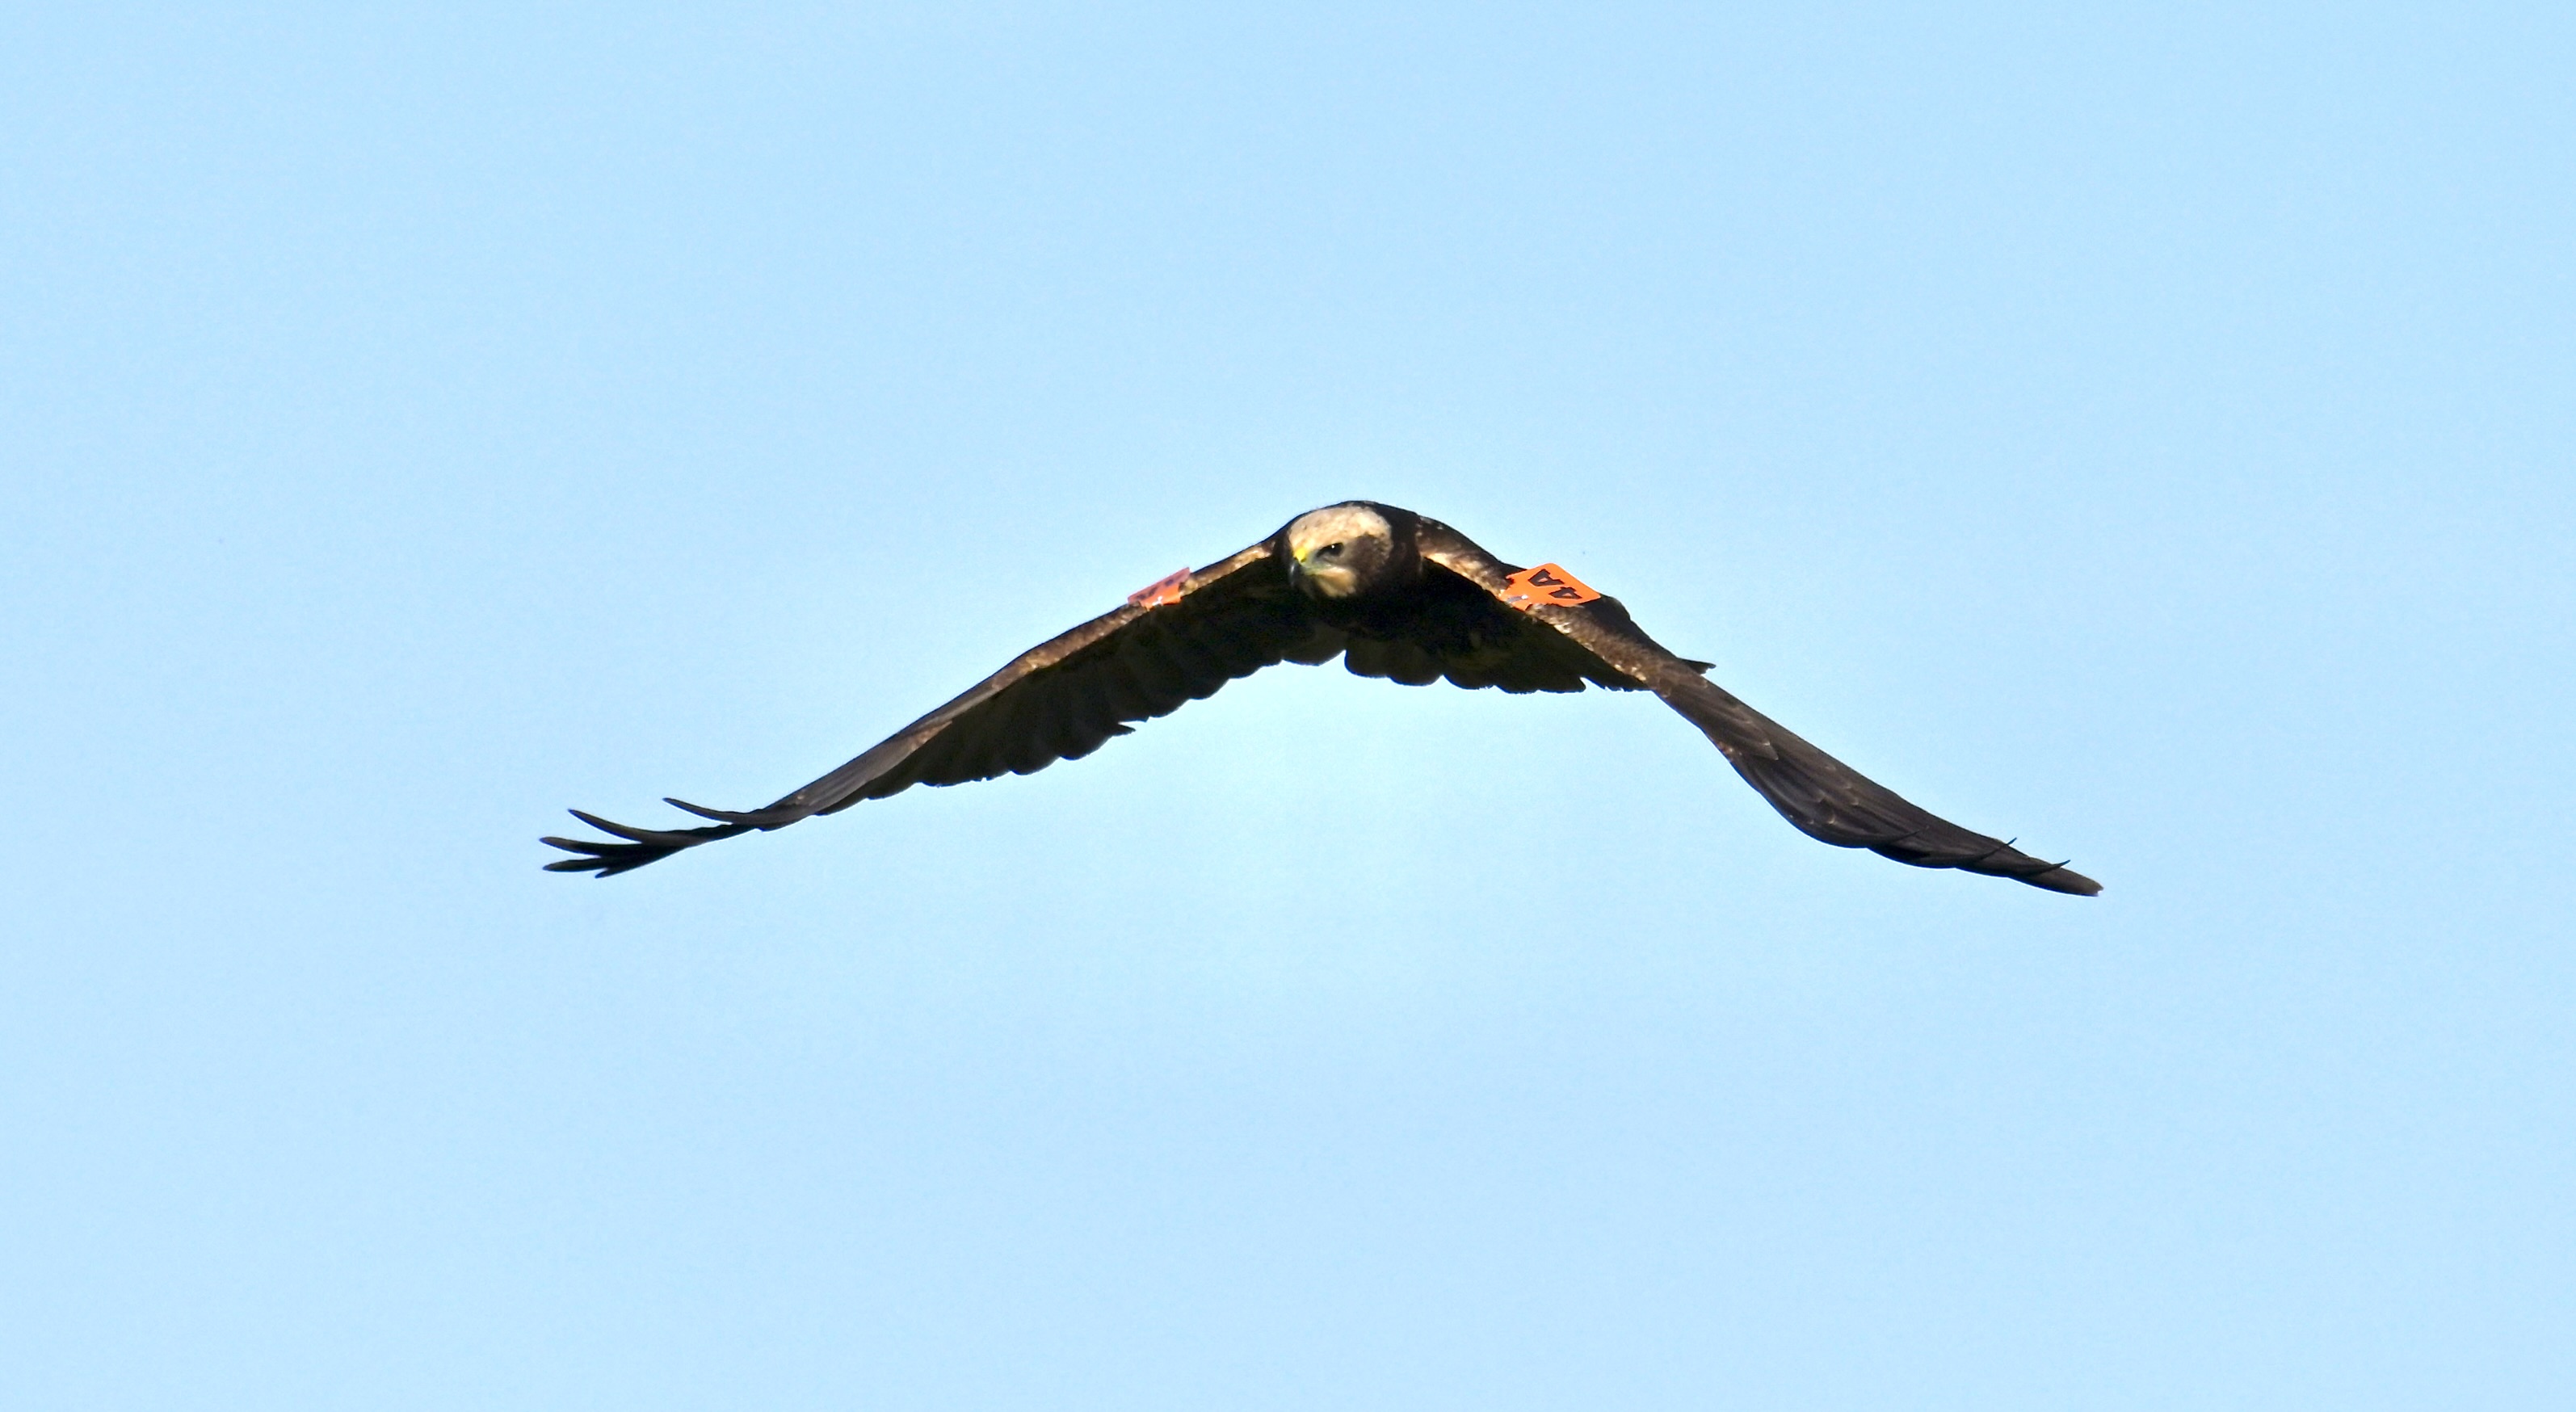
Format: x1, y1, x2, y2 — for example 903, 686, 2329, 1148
545, 502, 2098, 893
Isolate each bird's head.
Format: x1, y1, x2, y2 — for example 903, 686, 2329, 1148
1284, 503, 1399, 599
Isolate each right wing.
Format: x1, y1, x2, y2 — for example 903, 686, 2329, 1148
544, 541, 1331, 876
1415, 519, 2100, 895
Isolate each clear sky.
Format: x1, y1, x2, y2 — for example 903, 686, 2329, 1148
6, 3, 2571, 1407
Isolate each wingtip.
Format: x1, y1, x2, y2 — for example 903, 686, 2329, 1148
2030, 864, 2103, 897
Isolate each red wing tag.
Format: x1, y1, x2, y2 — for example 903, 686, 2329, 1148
1127, 568, 1193, 608
1500, 563, 1603, 611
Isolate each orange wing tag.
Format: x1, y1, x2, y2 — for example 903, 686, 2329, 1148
1500, 563, 1603, 611
1127, 568, 1192, 608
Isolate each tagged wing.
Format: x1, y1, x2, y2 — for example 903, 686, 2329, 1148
544, 541, 1331, 876
1414, 519, 2099, 895
1343, 562, 1650, 694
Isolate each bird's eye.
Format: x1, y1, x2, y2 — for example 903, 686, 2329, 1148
1322, 542, 1343, 557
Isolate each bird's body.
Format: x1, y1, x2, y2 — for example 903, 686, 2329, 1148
546, 502, 2099, 894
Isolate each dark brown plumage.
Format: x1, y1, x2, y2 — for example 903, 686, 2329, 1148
544, 502, 2099, 894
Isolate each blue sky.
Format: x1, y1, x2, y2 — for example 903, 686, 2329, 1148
6, 3, 2572, 1407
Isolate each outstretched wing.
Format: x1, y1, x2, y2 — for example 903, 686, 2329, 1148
544, 541, 1330, 876
1339, 557, 1655, 694
1414, 519, 2100, 895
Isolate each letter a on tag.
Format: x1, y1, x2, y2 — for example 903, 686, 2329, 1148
1500, 563, 1603, 611
1127, 568, 1192, 608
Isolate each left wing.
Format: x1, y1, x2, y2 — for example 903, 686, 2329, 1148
544, 540, 1326, 876
1414, 519, 2101, 895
